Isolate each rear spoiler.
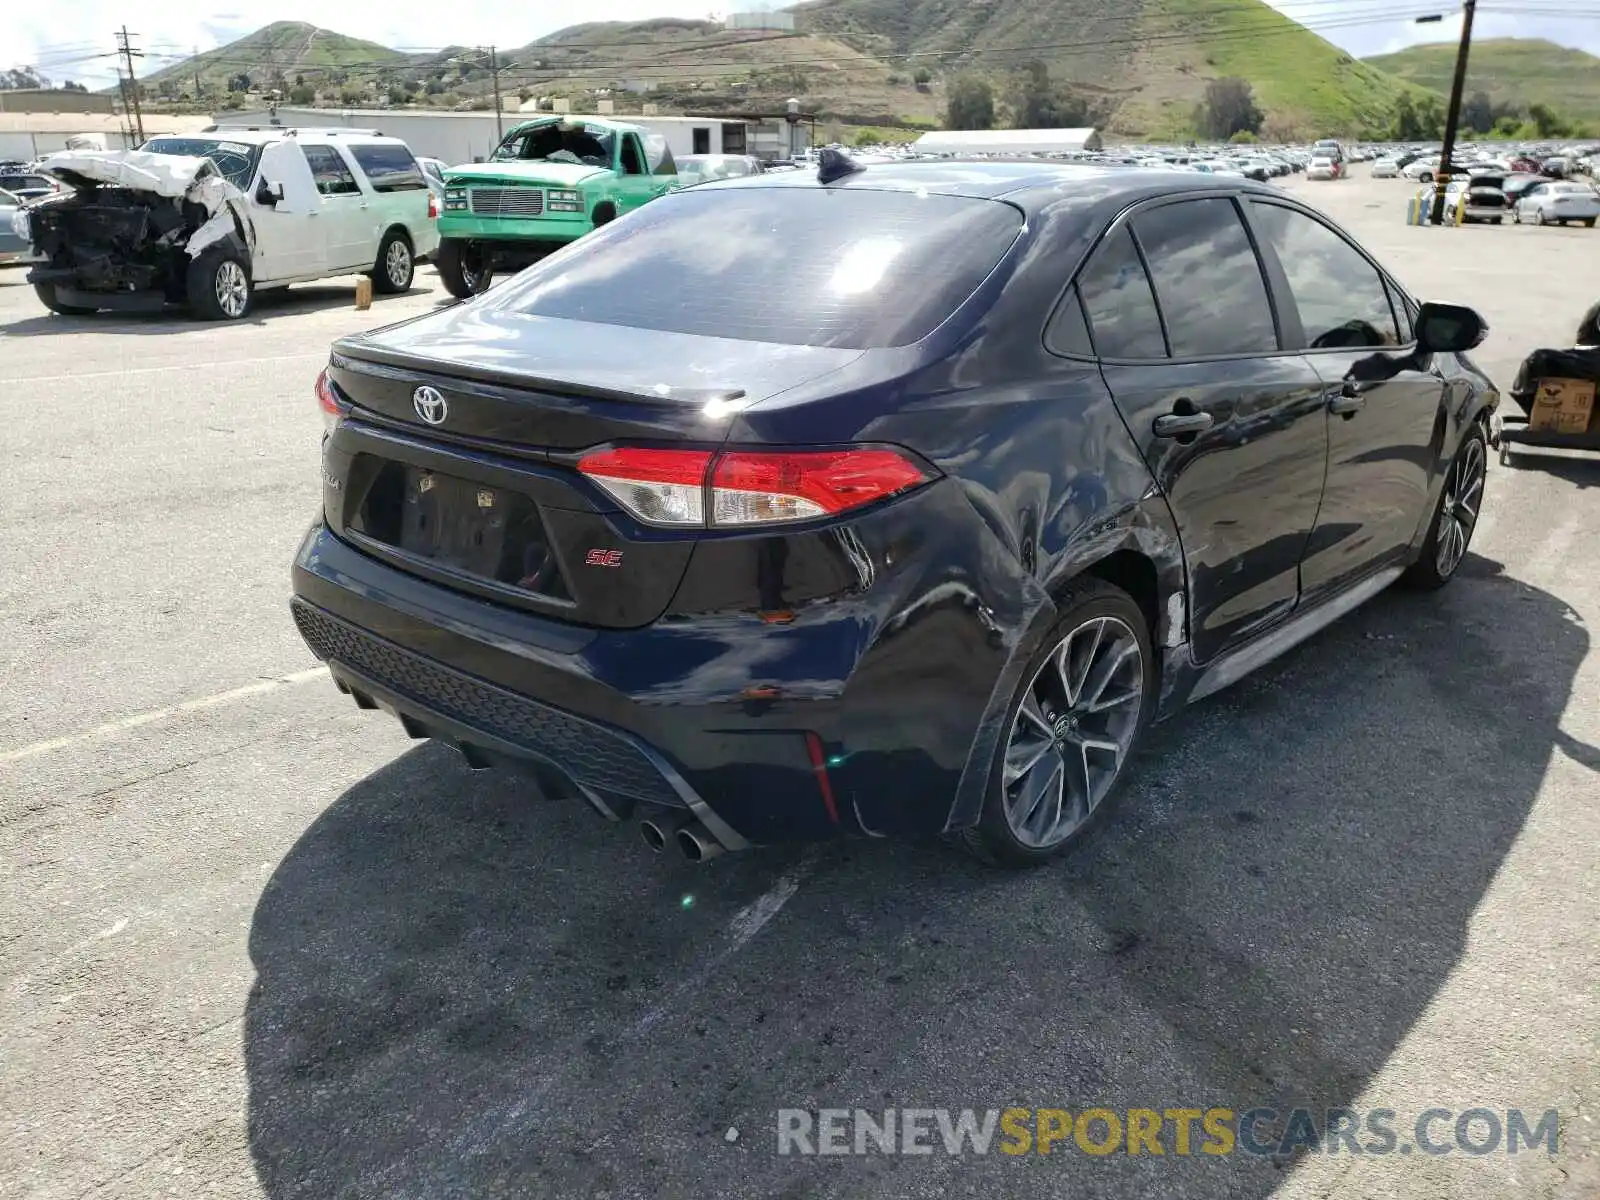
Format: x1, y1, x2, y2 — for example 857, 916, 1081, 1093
330, 343, 749, 409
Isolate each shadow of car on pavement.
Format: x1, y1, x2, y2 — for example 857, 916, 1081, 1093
244, 552, 1584, 1199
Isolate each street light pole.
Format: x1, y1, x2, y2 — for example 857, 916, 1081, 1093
1430, 0, 1477, 225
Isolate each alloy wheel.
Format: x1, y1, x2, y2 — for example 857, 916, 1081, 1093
1001, 616, 1145, 849
386, 239, 412, 288
1436, 435, 1486, 578
214, 260, 248, 318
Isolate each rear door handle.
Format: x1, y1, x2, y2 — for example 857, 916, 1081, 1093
1328, 382, 1366, 416
1153, 411, 1215, 438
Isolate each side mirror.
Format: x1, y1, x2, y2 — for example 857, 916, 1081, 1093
1415, 301, 1488, 354
256, 179, 285, 206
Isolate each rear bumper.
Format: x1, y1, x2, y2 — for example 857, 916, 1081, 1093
290, 500, 1020, 845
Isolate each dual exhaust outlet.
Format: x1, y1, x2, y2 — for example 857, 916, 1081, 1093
639, 810, 726, 863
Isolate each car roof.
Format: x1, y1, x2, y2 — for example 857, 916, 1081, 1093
184, 127, 406, 145
696, 158, 1281, 217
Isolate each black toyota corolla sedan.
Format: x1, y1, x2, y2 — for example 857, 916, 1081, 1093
291, 154, 1497, 867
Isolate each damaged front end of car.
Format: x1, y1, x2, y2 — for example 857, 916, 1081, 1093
24, 150, 255, 318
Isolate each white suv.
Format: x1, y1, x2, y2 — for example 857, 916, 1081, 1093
23, 128, 439, 320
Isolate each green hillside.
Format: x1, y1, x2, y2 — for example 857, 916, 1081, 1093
795, 0, 1423, 138
1364, 38, 1600, 124
141, 21, 406, 96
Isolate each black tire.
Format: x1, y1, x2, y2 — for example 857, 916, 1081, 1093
1419, 172, 1432, 184
33, 282, 96, 316
1534, 209, 1546, 226
435, 237, 492, 299
1585, 219, 1597, 229
185, 246, 252, 321
1402, 424, 1488, 591
591, 203, 616, 228
961, 578, 1157, 868
372, 228, 414, 294
1491, 217, 1503, 225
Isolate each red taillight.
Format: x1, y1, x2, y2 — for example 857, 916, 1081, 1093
315, 368, 343, 433
575, 446, 930, 528
428, 192, 440, 220
712, 450, 927, 525
578, 447, 714, 526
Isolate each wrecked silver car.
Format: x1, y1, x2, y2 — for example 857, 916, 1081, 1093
22, 151, 255, 320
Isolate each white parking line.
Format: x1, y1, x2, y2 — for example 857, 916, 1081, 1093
1, 352, 325, 386
0, 667, 327, 764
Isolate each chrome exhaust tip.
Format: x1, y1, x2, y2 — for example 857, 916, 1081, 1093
675, 821, 726, 863
639, 812, 684, 853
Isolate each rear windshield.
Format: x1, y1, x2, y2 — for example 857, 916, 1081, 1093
487, 187, 1024, 348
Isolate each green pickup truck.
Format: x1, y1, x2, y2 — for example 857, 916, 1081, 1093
435, 115, 681, 298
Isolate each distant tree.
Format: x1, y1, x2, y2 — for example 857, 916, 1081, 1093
1413, 93, 1445, 139
1007, 60, 1093, 129
228, 72, 251, 93
387, 85, 407, 105
1527, 103, 1570, 138
1194, 76, 1262, 140
1461, 90, 1494, 134
404, 78, 421, 94
913, 67, 931, 85
1493, 115, 1522, 137
340, 85, 365, 105
946, 75, 995, 130
1229, 129, 1258, 144
1391, 92, 1420, 140
425, 79, 446, 96
0, 66, 50, 90
222, 90, 246, 110
289, 83, 317, 105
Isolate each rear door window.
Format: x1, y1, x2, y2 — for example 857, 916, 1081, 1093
302, 144, 361, 196
346, 143, 427, 192
1248, 202, 1401, 349
1131, 198, 1279, 357
1071, 226, 1167, 360
489, 188, 1024, 349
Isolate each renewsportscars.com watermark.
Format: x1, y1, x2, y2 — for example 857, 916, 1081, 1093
777, 1107, 1561, 1158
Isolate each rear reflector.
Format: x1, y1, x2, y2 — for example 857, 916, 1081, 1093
575, 446, 930, 527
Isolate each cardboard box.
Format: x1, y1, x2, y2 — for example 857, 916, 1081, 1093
1530, 377, 1596, 435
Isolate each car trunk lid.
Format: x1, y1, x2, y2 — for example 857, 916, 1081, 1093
323, 311, 861, 629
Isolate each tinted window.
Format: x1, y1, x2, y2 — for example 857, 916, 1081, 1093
1133, 198, 1278, 357
1249, 202, 1400, 349
302, 144, 361, 196
347, 143, 426, 192
0, 174, 50, 190
488, 188, 1022, 349
1045, 285, 1094, 357
620, 136, 645, 175
1075, 227, 1166, 360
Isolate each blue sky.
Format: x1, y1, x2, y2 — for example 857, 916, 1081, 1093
3, 1, 1595, 89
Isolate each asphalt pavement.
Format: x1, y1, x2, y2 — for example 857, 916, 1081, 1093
2, 171, 1596, 1200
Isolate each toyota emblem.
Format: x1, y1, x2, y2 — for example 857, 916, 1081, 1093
413, 385, 448, 425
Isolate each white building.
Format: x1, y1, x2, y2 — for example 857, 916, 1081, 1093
726, 11, 796, 31
912, 127, 1103, 156
0, 112, 214, 161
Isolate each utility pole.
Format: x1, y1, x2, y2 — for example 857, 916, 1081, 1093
193, 46, 203, 103
489, 46, 504, 141
115, 26, 145, 144
1429, 0, 1476, 225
